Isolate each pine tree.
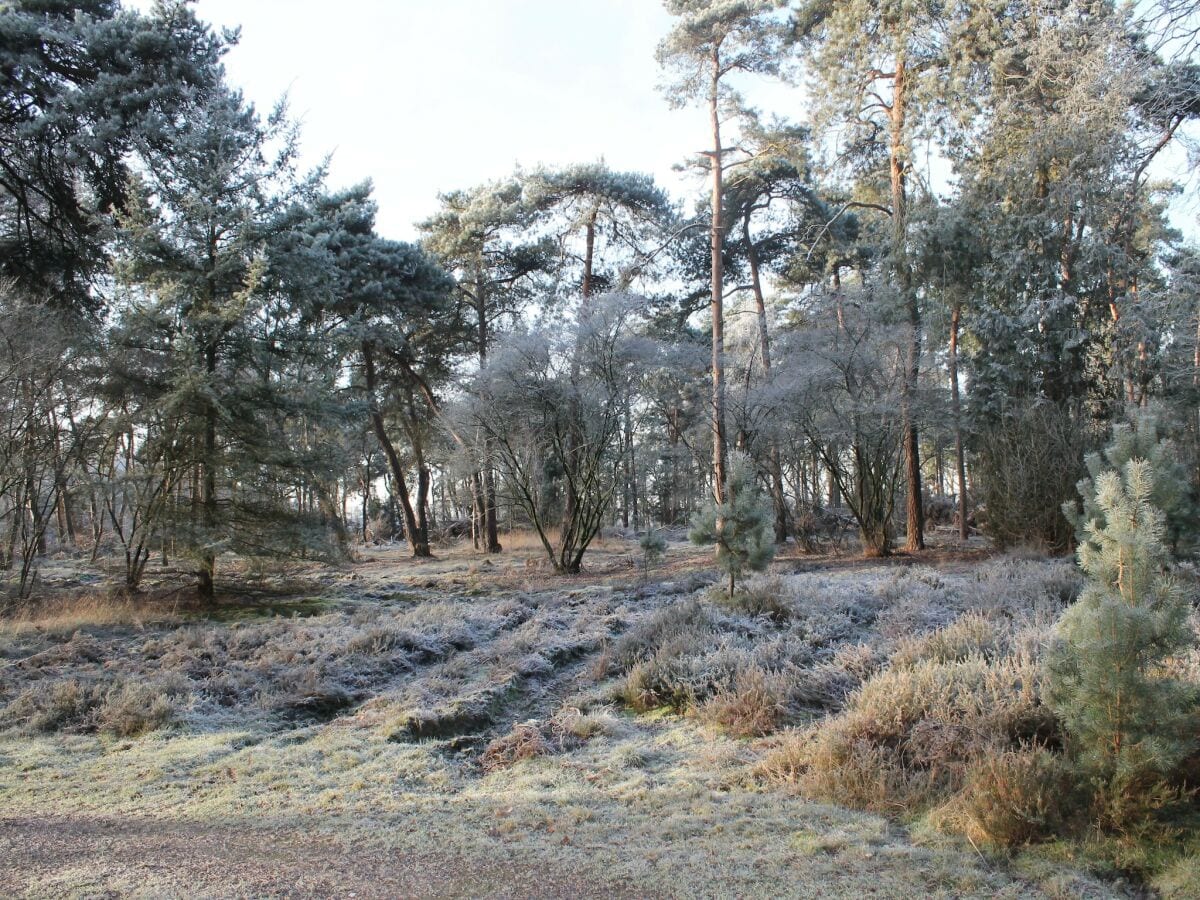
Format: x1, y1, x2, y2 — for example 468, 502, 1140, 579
1046, 447, 1197, 824
1064, 407, 1197, 556
418, 178, 555, 553
658, 0, 784, 508
689, 452, 775, 596
0, 1, 228, 310
114, 87, 347, 599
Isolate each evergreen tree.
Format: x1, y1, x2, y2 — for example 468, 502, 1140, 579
419, 178, 554, 553
113, 86, 344, 599
689, 451, 775, 596
0, 0, 228, 309
334, 215, 463, 558
658, 0, 784, 507
1046, 445, 1197, 824
521, 162, 674, 301
790, 0, 964, 551
1064, 406, 1197, 555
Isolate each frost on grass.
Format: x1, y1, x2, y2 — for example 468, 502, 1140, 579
607, 557, 1081, 740
0, 554, 1128, 898
0, 591, 529, 735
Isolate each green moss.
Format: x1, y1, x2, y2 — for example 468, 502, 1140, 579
187, 596, 336, 623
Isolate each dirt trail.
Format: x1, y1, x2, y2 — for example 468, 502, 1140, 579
0, 814, 646, 899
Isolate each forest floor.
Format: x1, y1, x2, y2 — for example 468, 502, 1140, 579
0, 532, 1146, 898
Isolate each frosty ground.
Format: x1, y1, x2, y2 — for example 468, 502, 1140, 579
0, 537, 1165, 898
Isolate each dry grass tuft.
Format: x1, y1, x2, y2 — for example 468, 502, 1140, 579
758, 650, 1059, 814
714, 577, 794, 622
480, 722, 551, 772
1153, 853, 1200, 899
699, 666, 791, 737
931, 747, 1074, 849
0, 591, 185, 635
3, 677, 177, 736
479, 705, 616, 772
891, 611, 1004, 668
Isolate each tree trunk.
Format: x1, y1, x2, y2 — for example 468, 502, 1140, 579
565, 214, 598, 535
582, 210, 597, 301
198, 343, 218, 602
361, 453, 371, 542
743, 214, 788, 542
949, 302, 969, 542
470, 472, 485, 550
709, 46, 728, 506
475, 270, 502, 553
889, 50, 924, 553
363, 342, 430, 558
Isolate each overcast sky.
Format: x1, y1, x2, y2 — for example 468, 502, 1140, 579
137, 0, 770, 240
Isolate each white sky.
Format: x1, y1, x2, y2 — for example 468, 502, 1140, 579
141, 0, 771, 241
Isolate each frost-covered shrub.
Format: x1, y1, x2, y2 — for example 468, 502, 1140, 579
96, 681, 176, 737
3, 678, 103, 733
757, 727, 926, 813
620, 635, 747, 711
699, 666, 790, 737
891, 612, 1004, 668
3, 677, 177, 736
480, 723, 551, 772
715, 575, 793, 622
964, 557, 1080, 617
611, 600, 719, 672
761, 652, 1058, 812
1153, 854, 1200, 900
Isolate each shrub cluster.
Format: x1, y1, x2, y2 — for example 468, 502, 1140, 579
755, 420, 1200, 887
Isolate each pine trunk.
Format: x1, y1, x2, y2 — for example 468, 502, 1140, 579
709, 46, 728, 506
949, 302, 969, 542
890, 52, 924, 552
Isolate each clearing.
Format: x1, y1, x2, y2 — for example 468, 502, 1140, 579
0, 536, 1128, 898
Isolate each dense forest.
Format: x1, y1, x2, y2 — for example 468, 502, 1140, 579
3, 2, 1200, 896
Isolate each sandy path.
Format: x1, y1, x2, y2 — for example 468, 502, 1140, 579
0, 814, 645, 900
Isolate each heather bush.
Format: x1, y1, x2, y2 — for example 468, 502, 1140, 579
96, 681, 176, 737
699, 666, 791, 737
933, 747, 1074, 849
4, 677, 177, 736
890, 612, 1004, 668
715, 575, 793, 622
3, 678, 104, 733
611, 600, 719, 672
761, 650, 1058, 813
1153, 854, 1200, 900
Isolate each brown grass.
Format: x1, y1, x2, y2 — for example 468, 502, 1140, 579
931, 747, 1074, 849
0, 590, 187, 635
699, 667, 790, 737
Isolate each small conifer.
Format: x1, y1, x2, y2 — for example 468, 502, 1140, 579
639, 529, 668, 580
689, 453, 775, 597
1064, 406, 1197, 556
1046, 446, 1197, 823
